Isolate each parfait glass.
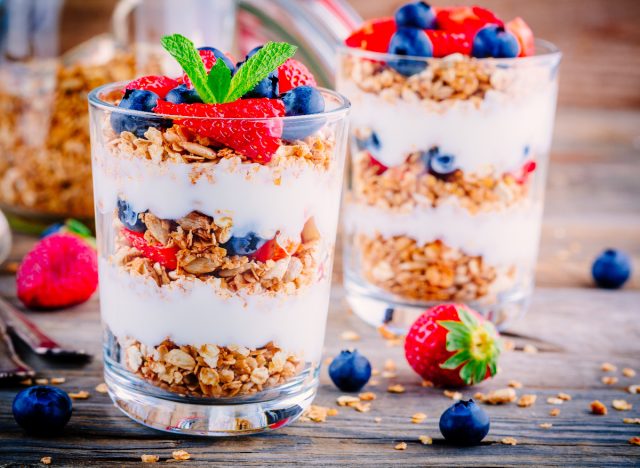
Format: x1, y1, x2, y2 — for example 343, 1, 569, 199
338, 41, 561, 331
88, 82, 349, 435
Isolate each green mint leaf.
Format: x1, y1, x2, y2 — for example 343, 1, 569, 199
160, 34, 216, 103
225, 42, 297, 102
207, 59, 232, 104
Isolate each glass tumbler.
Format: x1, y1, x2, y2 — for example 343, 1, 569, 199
338, 41, 561, 331
89, 83, 350, 435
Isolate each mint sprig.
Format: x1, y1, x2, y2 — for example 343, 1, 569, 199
160, 34, 297, 104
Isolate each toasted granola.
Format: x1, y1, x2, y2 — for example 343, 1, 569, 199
590, 400, 607, 415
300, 405, 338, 423
478, 388, 516, 405
126, 339, 302, 398
517, 394, 537, 408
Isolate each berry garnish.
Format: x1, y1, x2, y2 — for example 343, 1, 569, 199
278, 59, 317, 94
198, 46, 235, 73
165, 84, 203, 104
425, 30, 472, 57
235, 46, 280, 99
328, 349, 372, 392
472, 25, 520, 58
395, 2, 437, 29
125, 75, 178, 99
117, 198, 146, 232
154, 99, 285, 163
13, 386, 73, 435
435, 6, 503, 35
513, 159, 536, 184
439, 399, 490, 445
388, 27, 433, 76
344, 18, 396, 52
111, 89, 167, 138
222, 232, 267, 257
180, 48, 234, 89
592, 249, 632, 289
122, 228, 178, 271
355, 130, 381, 155
506, 17, 535, 57
17, 234, 98, 309
281, 86, 326, 140
424, 147, 457, 180
404, 304, 501, 387
252, 236, 300, 262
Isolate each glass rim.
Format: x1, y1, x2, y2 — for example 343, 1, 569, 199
338, 38, 561, 65
88, 82, 351, 122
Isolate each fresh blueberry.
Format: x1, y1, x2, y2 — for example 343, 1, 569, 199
592, 249, 632, 289
165, 84, 202, 104
236, 46, 279, 99
472, 25, 520, 58
387, 27, 433, 76
328, 349, 371, 392
110, 89, 166, 138
439, 399, 490, 446
13, 385, 73, 435
355, 131, 381, 155
424, 147, 457, 180
281, 86, 326, 140
395, 2, 437, 29
41, 222, 64, 238
198, 46, 235, 73
117, 198, 146, 232
222, 232, 268, 256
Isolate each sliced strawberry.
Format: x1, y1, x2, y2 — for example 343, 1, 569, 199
154, 99, 286, 163
344, 18, 396, 52
514, 159, 536, 184
253, 236, 300, 262
181, 49, 218, 88
122, 229, 178, 271
368, 153, 388, 175
125, 75, 179, 99
506, 17, 535, 57
425, 30, 472, 57
435, 6, 503, 35
278, 59, 317, 93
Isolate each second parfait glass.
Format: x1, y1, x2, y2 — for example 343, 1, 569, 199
89, 83, 349, 436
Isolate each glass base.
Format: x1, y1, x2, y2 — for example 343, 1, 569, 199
345, 273, 531, 333
104, 359, 317, 436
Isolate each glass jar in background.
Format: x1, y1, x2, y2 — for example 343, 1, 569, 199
338, 41, 561, 331
89, 82, 349, 435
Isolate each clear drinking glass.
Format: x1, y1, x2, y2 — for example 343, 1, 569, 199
88, 82, 349, 436
338, 41, 561, 331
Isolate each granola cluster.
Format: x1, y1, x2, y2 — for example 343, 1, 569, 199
125, 339, 302, 398
0, 53, 137, 218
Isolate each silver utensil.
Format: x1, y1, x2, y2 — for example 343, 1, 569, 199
0, 311, 34, 380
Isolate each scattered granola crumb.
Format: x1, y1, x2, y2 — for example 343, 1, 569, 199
539, 423, 553, 429
381, 371, 397, 379
35, 378, 49, 385
300, 405, 337, 423
623, 418, 640, 424
508, 380, 523, 389
371, 368, 381, 376
590, 400, 607, 415
4, 262, 20, 274
172, 450, 191, 461
20, 378, 33, 386
323, 357, 332, 366
327, 408, 339, 416
549, 408, 560, 417
385, 337, 405, 347
369, 379, 380, 386
602, 376, 618, 385
68, 391, 90, 400
95, 383, 108, 394
481, 388, 516, 405
601, 362, 617, 372
353, 402, 372, 413
622, 368, 636, 378
383, 359, 396, 371
421, 380, 434, 388
50, 377, 66, 385
141, 455, 159, 463
374, 417, 382, 423
517, 394, 537, 408
340, 330, 360, 341
502, 339, 516, 351
411, 412, 427, 424
337, 395, 361, 407
359, 392, 377, 401
419, 435, 433, 445
501, 437, 518, 446
546, 397, 564, 405
612, 399, 633, 411
629, 436, 640, 446
443, 390, 462, 400
377, 325, 400, 340
628, 385, 640, 394
388, 384, 406, 394
557, 392, 572, 401
394, 442, 408, 450
523, 344, 538, 354
40, 456, 52, 465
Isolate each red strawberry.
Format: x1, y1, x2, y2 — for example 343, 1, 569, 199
425, 30, 472, 57
278, 59, 317, 94
506, 17, 535, 57
368, 153, 388, 175
17, 234, 98, 309
126, 75, 179, 99
181, 49, 217, 88
253, 236, 300, 262
404, 304, 501, 387
122, 229, 178, 271
344, 18, 396, 52
435, 6, 503, 35
514, 159, 537, 184
154, 99, 286, 163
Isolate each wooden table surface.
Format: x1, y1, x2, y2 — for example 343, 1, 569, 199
0, 106, 639, 467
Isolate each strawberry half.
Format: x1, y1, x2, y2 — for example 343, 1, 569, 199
252, 236, 300, 262
154, 99, 286, 163
507, 17, 535, 57
435, 6, 503, 35
122, 229, 178, 270
344, 18, 396, 52
425, 30, 472, 57
278, 59, 317, 94
126, 75, 179, 99
404, 304, 501, 387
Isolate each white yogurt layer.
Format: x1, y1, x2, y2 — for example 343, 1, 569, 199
338, 81, 558, 174
92, 144, 343, 242
344, 201, 543, 267
99, 259, 331, 361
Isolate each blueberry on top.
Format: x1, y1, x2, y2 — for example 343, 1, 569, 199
236, 46, 279, 99
472, 25, 520, 58
117, 198, 146, 232
281, 86, 326, 140
387, 27, 433, 76
165, 84, 203, 104
12, 385, 73, 435
439, 399, 490, 446
395, 2, 437, 29
110, 89, 166, 138
328, 349, 372, 392
222, 232, 267, 256
198, 46, 235, 72
592, 249, 632, 289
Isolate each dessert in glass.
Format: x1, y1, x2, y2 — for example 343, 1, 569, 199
338, 3, 561, 330
88, 36, 349, 435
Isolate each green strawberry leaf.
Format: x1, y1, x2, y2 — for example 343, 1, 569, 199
225, 42, 297, 102
207, 59, 232, 104
457, 307, 479, 329
472, 359, 487, 384
161, 34, 216, 104
64, 219, 92, 238
441, 349, 472, 370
